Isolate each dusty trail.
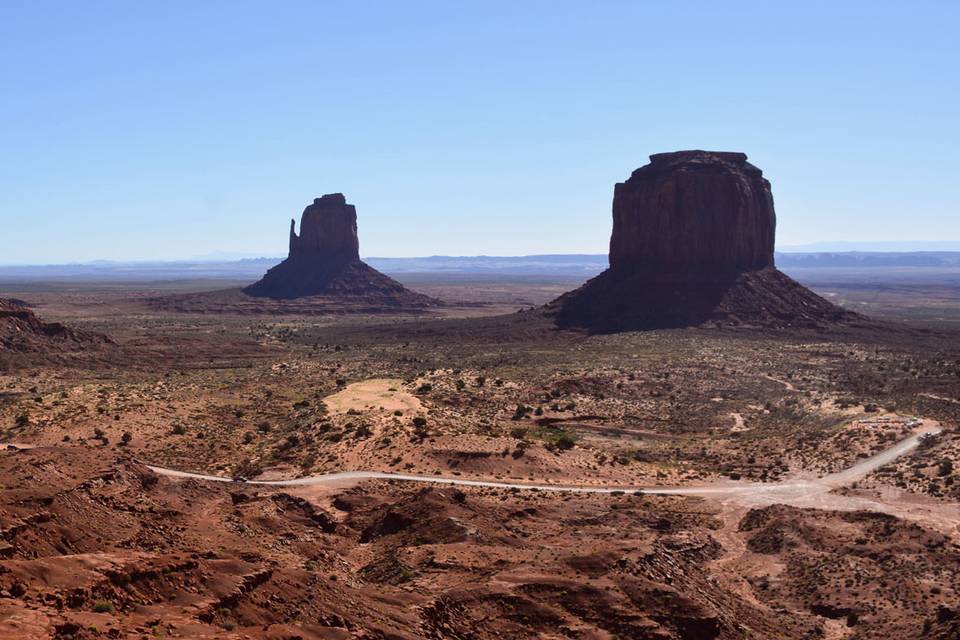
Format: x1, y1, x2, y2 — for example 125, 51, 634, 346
142, 421, 954, 523
919, 392, 960, 405
3, 420, 952, 527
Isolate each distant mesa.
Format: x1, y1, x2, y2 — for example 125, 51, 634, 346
550, 150, 859, 331
241, 194, 436, 308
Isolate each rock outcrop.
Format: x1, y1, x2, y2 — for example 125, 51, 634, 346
243, 194, 436, 309
1, 298, 112, 367
551, 151, 858, 331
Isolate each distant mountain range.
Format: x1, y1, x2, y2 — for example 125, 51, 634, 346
778, 241, 960, 252
0, 252, 958, 283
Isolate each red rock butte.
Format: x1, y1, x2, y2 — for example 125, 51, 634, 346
610, 151, 775, 274
243, 194, 436, 308
288, 193, 361, 262
551, 150, 858, 331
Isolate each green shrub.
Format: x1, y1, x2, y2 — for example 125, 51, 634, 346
92, 600, 114, 613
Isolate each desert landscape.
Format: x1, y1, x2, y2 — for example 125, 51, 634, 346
1, 150, 959, 640
5, 4, 960, 638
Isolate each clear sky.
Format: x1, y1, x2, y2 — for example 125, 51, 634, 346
2, 1, 957, 264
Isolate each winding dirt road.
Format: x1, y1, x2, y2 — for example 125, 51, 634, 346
4, 420, 953, 529
146, 421, 945, 508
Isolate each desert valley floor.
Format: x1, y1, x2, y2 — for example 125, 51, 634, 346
1, 275, 959, 639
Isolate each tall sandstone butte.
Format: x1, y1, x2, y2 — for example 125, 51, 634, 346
287, 193, 360, 262
244, 194, 435, 307
609, 151, 775, 274
552, 150, 856, 331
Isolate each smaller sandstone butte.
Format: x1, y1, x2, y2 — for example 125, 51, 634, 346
243, 194, 436, 308
551, 150, 858, 332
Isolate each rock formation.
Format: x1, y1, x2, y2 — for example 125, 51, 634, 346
551, 150, 857, 331
243, 194, 436, 309
1, 298, 112, 366
609, 151, 775, 274
288, 193, 360, 262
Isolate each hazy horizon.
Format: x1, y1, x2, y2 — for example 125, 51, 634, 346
3, 241, 960, 269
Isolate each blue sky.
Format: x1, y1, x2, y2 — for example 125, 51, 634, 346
2, 1, 957, 264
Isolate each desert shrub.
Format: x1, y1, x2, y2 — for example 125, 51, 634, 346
512, 405, 531, 420
120, 431, 132, 445
510, 427, 528, 440
14, 412, 29, 428
938, 459, 954, 477
536, 426, 577, 450
355, 424, 373, 438
554, 431, 577, 450
91, 601, 114, 613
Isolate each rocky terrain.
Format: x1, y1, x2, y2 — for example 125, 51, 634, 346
0, 157, 957, 638
0, 275, 958, 638
0, 298, 111, 369
551, 151, 859, 331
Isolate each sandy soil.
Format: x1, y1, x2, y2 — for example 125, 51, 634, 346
323, 378, 422, 415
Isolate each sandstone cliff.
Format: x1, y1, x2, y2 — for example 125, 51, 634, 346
610, 151, 775, 274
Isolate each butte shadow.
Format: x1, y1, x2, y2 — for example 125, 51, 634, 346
150, 194, 438, 315
546, 151, 861, 333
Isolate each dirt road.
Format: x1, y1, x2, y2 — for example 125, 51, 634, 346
146, 421, 946, 511
4, 420, 952, 528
